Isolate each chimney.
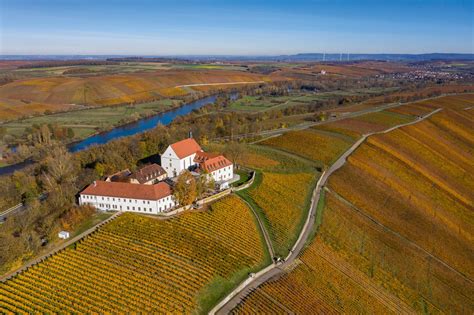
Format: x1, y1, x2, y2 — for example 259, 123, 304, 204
189, 130, 193, 138
93, 181, 97, 187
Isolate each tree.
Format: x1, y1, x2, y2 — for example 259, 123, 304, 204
224, 141, 244, 166
196, 172, 214, 199
173, 170, 197, 206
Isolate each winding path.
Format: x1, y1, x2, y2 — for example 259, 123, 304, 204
211, 107, 443, 315
236, 195, 275, 260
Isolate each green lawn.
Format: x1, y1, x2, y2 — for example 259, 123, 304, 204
2, 98, 181, 144
232, 169, 251, 187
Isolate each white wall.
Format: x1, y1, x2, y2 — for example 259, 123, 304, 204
161, 146, 197, 177
210, 165, 233, 182
79, 194, 175, 214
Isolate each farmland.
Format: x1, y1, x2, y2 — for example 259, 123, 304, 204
235, 144, 319, 257
227, 87, 398, 112
231, 94, 474, 314
0, 195, 267, 314
261, 129, 354, 167
0, 70, 274, 120
1, 98, 182, 141
313, 110, 415, 138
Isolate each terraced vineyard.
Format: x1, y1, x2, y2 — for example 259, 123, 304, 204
0, 195, 267, 314
232, 94, 474, 314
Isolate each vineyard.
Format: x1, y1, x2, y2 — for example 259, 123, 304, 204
0, 70, 274, 120
232, 94, 474, 314
0, 195, 267, 314
232, 195, 403, 315
260, 129, 353, 166
313, 110, 414, 138
244, 172, 316, 257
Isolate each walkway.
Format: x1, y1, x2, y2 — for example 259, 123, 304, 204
211, 107, 443, 315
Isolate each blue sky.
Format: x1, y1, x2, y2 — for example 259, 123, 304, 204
1, 0, 472, 55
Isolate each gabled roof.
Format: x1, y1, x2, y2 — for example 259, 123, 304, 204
169, 138, 202, 159
105, 169, 132, 182
81, 181, 172, 201
130, 164, 166, 184
194, 151, 219, 164
198, 155, 233, 173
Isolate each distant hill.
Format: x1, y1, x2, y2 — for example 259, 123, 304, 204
1, 53, 473, 62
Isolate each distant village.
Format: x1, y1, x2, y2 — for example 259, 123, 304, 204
78, 137, 236, 214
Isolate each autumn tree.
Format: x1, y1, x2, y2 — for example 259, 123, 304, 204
224, 141, 245, 166
196, 172, 215, 199
173, 170, 197, 206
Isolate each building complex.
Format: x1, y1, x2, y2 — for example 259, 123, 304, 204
79, 137, 234, 214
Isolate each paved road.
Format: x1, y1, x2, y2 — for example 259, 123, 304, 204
211, 107, 442, 315
0, 203, 23, 222
0, 194, 47, 222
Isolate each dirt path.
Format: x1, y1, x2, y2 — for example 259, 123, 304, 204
236, 195, 275, 260
211, 107, 443, 315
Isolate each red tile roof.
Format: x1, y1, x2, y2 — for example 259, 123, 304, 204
194, 151, 219, 163
81, 181, 172, 201
198, 155, 233, 173
170, 138, 202, 159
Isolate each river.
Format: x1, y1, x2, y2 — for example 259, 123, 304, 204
0, 94, 231, 176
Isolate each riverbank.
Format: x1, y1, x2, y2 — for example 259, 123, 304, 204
0, 92, 238, 175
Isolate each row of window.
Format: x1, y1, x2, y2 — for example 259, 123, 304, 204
90, 202, 173, 212
82, 195, 171, 203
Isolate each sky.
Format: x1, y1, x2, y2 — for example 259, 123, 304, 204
0, 0, 473, 55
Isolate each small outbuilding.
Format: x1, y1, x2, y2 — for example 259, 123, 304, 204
58, 231, 70, 240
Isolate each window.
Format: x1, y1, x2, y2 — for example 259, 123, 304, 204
127, 206, 129, 210
132, 207, 135, 210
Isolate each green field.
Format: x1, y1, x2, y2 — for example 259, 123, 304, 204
1, 99, 181, 143
228, 87, 399, 112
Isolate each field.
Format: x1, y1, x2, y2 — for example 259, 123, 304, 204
1, 98, 182, 141
227, 87, 398, 112
231, 94, 474, 314
245, 172, 315, 257
279, 61, 412, 78
0, 70, 274, 120
313, 110, 415, 138
237, 145, 318, 257
261, 129, 354, 166
0, 195, 268, 314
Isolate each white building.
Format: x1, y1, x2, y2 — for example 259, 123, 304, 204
58, 231, 70, 239
194, 151, 233, 184
79, 181, 175, 214
161, 138, 202, 177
